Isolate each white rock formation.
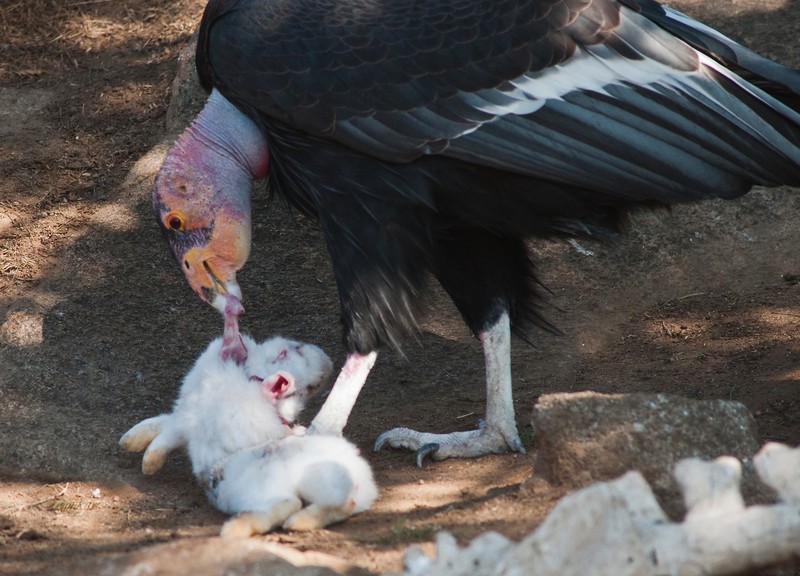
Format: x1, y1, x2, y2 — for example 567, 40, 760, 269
397, 443, 800, 576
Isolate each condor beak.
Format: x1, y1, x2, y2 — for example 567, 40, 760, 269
181, 246, 244, 314
180, 245, 247, 363
174, 207, 251, 314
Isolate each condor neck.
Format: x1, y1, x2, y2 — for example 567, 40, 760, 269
169, 89, 269, 181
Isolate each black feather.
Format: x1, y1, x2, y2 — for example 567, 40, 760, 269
196, 0, 800, 353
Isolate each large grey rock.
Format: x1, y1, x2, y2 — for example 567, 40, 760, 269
531, 391, 765, 518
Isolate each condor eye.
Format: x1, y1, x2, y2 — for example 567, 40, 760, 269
167, 214, 184, 231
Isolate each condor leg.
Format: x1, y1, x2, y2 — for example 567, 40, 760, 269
374, 311, 524, 466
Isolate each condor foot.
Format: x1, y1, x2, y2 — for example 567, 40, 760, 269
374, 422, 525, 467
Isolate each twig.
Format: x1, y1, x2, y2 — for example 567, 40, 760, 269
678, 292, 706, 300
67, 0, 112, 6
1, 483, 70, 515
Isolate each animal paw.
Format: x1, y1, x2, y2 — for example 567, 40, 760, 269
282, 508, 325, 531
141, 446, 170, 475
119, 414, 184, 475
220, 514, 259, 538
221, 499, 303, 537
374, 422, 525, 466
283, 502, 355, 531
118, 415, 167, 452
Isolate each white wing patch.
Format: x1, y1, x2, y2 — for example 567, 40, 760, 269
474, 9, 700, 116
332, 4, 800, 187
337, 9, 706, 154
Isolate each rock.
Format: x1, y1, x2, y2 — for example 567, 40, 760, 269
0, 212, 14, 236
0, 308, 44, 347
530, 391, 765, 518
403, 447, 800, 576
51, 537, 370, 576
164, 30, 207, 134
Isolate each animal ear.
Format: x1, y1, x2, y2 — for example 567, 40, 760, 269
260, 371, 295, 401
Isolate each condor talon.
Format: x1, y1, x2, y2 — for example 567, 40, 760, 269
416, 443, 440, 468
373, 433, 390, 453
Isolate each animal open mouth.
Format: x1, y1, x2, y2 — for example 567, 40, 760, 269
261, 371, 294, 401
271, 374, 290, 396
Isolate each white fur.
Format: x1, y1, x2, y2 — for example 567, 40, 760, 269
120, 335, 377, 535
214, 434, 378, 535
120, 335, 333, 475
179, 336, 288, 478
243, 335, 333, 426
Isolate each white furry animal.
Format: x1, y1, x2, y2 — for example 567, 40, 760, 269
119, 335, 331, 476
120, 335, 378, 536
212, 429, 378, 536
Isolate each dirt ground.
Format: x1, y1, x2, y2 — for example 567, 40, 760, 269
1, 1, 800, 574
